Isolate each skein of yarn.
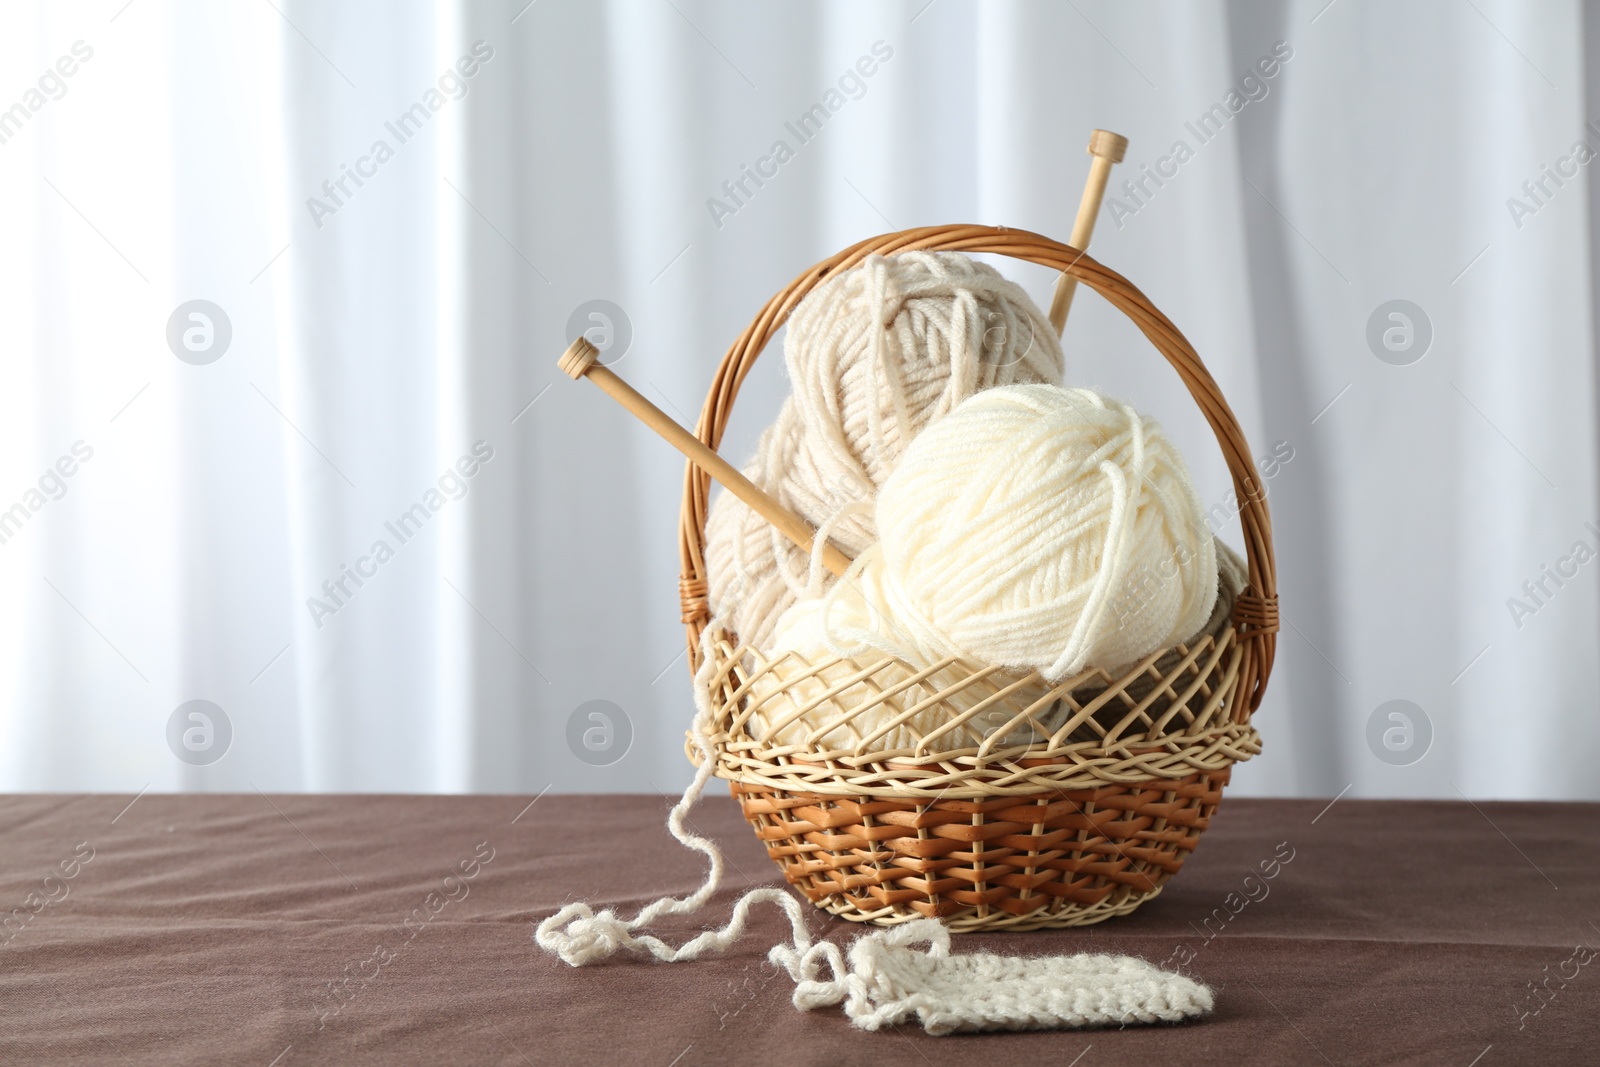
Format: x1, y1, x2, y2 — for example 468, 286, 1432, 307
875, 383, 1218, 681
744, 383, 1223, 754
755, 383, 1216, 684
703, 252, 1064, 651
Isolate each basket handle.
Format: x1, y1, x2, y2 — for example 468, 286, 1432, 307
677, 224, 1278, 710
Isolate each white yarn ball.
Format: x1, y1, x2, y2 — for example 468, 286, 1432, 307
875, 383, 1218, 681
704, 252, 1063, 650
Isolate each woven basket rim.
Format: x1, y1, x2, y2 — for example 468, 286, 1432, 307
676, 223, 1279, 716
693, 613, 1261, 798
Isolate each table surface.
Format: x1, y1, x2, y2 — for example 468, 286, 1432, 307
1, 791, 1595, 1066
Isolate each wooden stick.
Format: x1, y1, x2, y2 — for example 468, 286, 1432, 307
559, 337, 854, 578
1047, 129, 1129, 335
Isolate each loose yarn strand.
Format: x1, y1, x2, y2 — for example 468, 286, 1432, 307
535, 619, 851, 995
805, 501, 872, 599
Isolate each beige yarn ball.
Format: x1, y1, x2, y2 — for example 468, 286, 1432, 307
704, 251, 1064, 650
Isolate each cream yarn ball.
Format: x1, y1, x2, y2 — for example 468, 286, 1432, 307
744, 383, 1225, 754
875, 383, 1218, 680
703, 251, 1063, 651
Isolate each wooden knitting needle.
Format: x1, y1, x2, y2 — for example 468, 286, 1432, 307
558, 336, 854, 578
1047, 129, 1129, 335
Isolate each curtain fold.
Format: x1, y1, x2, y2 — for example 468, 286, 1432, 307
2, 0, 1596, 799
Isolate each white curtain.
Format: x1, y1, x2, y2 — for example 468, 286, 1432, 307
2, 0, 1596, 799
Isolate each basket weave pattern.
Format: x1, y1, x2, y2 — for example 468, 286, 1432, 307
678, 225, 1279, 929
730, 771, 1228, 931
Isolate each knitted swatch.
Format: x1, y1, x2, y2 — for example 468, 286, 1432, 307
806, 918, 1213, 1034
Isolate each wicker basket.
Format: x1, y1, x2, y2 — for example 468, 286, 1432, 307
678, 224, 1279, 931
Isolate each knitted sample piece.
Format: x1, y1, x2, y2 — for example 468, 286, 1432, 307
805, 918, 1212, 1034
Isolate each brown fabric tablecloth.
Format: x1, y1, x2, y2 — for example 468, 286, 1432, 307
0, 791, 1595, 1065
